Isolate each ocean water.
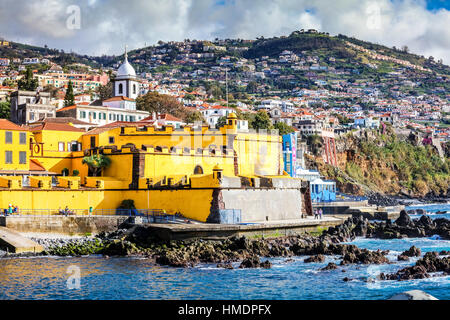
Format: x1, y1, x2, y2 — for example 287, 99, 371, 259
0, 235, 449, 300
405, 203, 450, 214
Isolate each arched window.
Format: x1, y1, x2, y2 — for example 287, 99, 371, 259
118, 83, 123, 94
194, 165, 203, 175
133, 84, 136, 94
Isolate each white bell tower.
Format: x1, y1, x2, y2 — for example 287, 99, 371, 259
114, 45, 139, 100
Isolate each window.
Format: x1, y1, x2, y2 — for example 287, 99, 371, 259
103, 113, 106, 120
194, 165, 203, 174
133, 84, 136, 94
93, 112, 96, 120
109, 136, 115, 144
19, 132, 26, 144
5, 151, 12, 164
5, 131, 12, 144
58, 142, 65, 151
19, 151, 26, 164
118, 83, 123, 94
30, 112, 35, 121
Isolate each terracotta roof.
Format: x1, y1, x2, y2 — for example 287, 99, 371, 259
142, 113, 183, 122
0, 119, 27, 131
103, 96, 135, 102
33, 117, 94, 126
29, 122, 85, 132
29, 159, 46, 171
56, 105, 77, 112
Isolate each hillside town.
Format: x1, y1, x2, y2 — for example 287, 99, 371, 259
0, 32, 448, 147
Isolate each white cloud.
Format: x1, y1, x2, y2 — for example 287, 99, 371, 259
0, 0, 448, 63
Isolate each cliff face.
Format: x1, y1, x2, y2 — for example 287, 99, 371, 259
306, 130, 450, 198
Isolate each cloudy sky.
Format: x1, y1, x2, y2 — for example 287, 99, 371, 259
0, 0, 449, 63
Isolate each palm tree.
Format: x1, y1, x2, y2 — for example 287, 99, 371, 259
82, 154, 111, 177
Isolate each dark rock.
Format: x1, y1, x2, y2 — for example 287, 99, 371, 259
260, 260, 272, 269
418, 215, 433, 227
239, 255, 261, 268
304, 254, 325, 263
321, 262, 338, 271
217, 263, 233, 269
397, 255, 409, 261
382, 252, 450, 281
395, 210, 412, 227
402, 246, 421, 257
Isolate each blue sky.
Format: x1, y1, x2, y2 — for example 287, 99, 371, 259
426, 0, 450, 10
0, 0, 449, 63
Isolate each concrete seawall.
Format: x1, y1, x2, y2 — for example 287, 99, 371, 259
144, 217, 344, 241
0, 216, 129, 235
0, 227, 44, 253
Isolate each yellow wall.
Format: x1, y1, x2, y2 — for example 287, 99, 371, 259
0, 114, 289, 222
31, 129, 84, 175
0, 129, 29, 171
0, 189, 214, 221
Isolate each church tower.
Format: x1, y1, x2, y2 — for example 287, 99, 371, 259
113, 46, 139, 100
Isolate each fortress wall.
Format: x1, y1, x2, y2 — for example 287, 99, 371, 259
218, 188, 303, 223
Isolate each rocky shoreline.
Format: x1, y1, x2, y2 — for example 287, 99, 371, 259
1, 211, 449, 281
367, 192, 449, 207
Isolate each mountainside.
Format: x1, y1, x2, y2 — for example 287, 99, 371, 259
0, 41, 101, 69
2, 30, 449, 78
306, 128, 450, 199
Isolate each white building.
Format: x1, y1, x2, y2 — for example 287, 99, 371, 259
256, 99, 295, 113
200, 106, 234, 128
113, 48, 140, 100
56, 47, 149, 126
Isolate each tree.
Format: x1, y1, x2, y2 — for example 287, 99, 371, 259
251, 110, 273, 130
64, 80, 75, 107
274, 122, 295, 136
42, 84, 59, 98
0, 101, 10, 119
97, 82, 114, 101
246, 81, 258, 93
82, 154, 111, 177
136, 91, 186, 119
216, 116, 227, 129
17, 67, 38, 91
185, 110, 206, 124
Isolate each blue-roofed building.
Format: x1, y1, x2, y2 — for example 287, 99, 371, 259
282, 132, 298, 177
296, 168, 337, 203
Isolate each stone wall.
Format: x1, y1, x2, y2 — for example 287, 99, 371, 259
0, 216, 129, 235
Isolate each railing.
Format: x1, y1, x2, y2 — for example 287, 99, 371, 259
0, 208, 177, 223
333, 193, 368, 202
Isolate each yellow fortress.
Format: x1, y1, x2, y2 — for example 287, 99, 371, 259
0, 114, 311, 223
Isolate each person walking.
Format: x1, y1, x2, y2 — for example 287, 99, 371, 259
319, 208, 323, 219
